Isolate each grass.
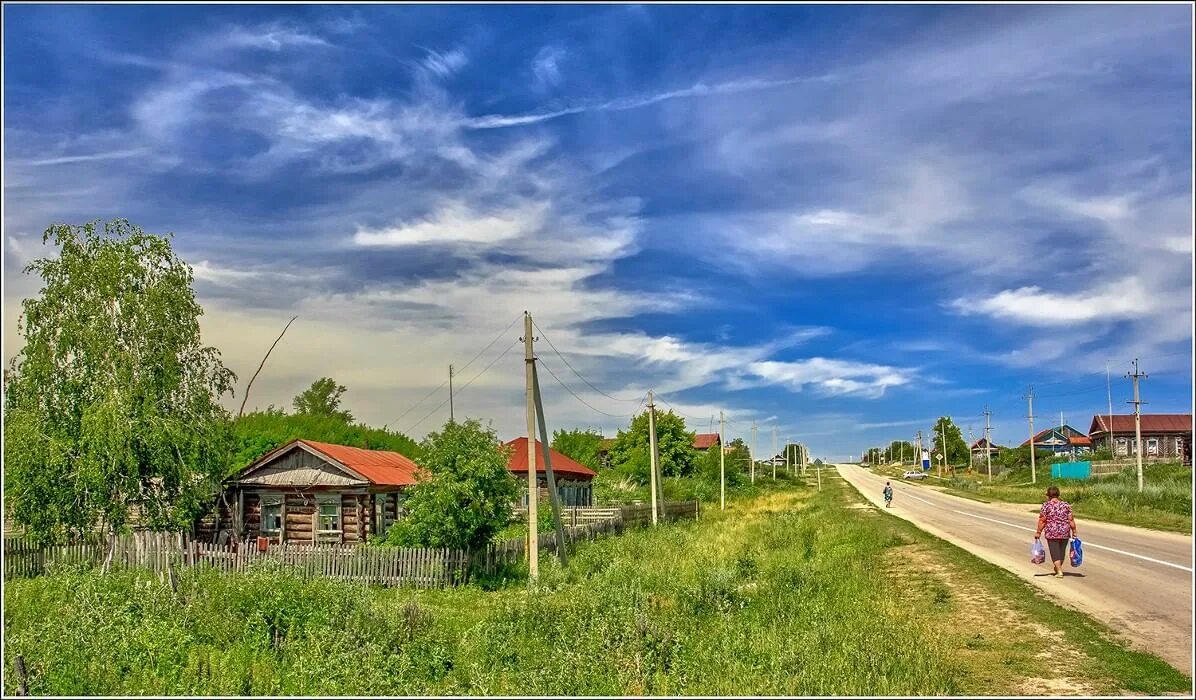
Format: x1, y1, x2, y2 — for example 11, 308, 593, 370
868, 462, 1192, 532
4, 471, 1189, 695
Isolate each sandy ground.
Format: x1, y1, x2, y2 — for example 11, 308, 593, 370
836, 464, 1194, 677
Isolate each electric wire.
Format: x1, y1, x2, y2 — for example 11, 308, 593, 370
531, 319, 644, 402
389, 313, 522, 427
536, 357, 638, 419
403, 340, 519, 434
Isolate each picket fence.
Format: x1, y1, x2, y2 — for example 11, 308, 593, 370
2, 501, 699, 586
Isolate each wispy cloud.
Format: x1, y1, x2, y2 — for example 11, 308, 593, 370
418, 47, 468, 79
463, 74, 830, 129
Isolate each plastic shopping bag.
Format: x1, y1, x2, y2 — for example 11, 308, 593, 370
1070, 538, 1083, 567
1030, 539, 1046, 565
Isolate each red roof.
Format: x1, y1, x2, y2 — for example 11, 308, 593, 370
504, 438, 598, 480
693, 433, 721, 450
295, 439, 424, 486
1089, 414, 1193, 435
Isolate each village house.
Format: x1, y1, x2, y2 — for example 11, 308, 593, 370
692, 433, 722, 452
1088, 414, 1192, 463
201, 439, 422, 544
1020, 425, 1091, 457
505, 437, 598, 507
970, 438, 1000, 464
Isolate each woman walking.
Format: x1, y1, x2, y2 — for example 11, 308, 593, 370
1035, 485, 1077, 578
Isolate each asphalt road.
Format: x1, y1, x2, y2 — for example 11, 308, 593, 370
836, 464, 1194, 677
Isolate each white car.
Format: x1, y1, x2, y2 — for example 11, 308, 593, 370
902, 470, 927, 480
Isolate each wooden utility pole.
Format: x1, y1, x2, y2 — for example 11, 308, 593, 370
522, 312, 539, 580
648, 390, 660, 526
1025, 386, 1037, 484
719, 411, 726, 511
983, 405, 993, 483
751, 422, 758, 484
1127, 359, 1148, 493
772, 427, 778, 480
939, 418, 948, 478
448, 364, 455, 423
531, 364, 568, 565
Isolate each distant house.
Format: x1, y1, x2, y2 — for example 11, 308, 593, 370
692, 433, 721, 452
1020, 425, 1091, 457
970, 438, 1000, 464
206, 439, 423, 544
505, 437, 598, 507
1088, 414, 1192, 463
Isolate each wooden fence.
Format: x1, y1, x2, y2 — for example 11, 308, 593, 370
4, 500, 700, 586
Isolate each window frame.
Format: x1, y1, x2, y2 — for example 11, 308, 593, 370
261, 498, 283, 533
316, 496, 342, 533
1147, 438, 1159, 456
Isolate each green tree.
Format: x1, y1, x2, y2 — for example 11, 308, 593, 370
229, 408, 420, 476
292, 377, 352, 422
931, 417, 969, 468
550, 428, 604, 470
697, 438, 751, 490
608, 410, 696, 482
385, 419, 517, 552
3, 220, 236, 544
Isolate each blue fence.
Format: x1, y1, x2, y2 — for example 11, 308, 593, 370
1050, 461, 1091, 480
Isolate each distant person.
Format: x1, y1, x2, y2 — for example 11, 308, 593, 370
1034, 485, 1077, 579
883, 481, 893, 508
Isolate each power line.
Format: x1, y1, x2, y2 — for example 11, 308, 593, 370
531, 319, 643, 402
536, 357, 640, 419
390, 313, 522, 427
403, 340, 519, 434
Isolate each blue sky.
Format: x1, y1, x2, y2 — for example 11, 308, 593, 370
3, 4, 1192, 461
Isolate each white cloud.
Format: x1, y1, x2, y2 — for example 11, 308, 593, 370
951, 278, 1159, 327
353, 201, 549, 247
418, 47, 468, 79
219, 25, 331, 51
747, 358, 913, 398
532, 45, 566, 90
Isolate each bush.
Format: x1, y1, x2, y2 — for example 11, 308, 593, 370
386, 419, 518, 552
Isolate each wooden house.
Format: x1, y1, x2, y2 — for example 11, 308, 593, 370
1088, 414, 1192, 462
200, 439, 424, 544
970, 438, 1000, 464
692, 433, 721, 452
505, 437, 598, 507
1020, 425, 1091, 457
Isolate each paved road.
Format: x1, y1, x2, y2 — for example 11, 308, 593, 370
836, 464, 1194, 676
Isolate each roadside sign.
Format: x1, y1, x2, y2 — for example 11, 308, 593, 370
921, 450, 931, 471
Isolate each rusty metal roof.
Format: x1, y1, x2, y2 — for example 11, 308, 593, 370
1089, 414, 1193, 435
504, 437, 597, 480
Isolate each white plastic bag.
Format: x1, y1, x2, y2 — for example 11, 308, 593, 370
1030, 539, 1046, 565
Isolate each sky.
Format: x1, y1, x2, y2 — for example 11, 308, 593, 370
3, 4, 1193, 462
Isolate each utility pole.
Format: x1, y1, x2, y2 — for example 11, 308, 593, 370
719, 411, 726, 511
1106, 361, 1114, 455
751, 422, 758, 484
1127, 359, 1148, 493
448, 364, 455, 423
522, 312, 538, 580
939, 418, 948, 478
1024, 386, 1037, 485
983, 405, 993, 483
648, 390, 660, 526
772, 427, 778, 479
915, 430, 922, 471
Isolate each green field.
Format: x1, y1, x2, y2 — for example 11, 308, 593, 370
872, 462, 1193, 532
4, 473, 1189, 695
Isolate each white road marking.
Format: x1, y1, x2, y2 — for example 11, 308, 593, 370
869, 475, 1194, 573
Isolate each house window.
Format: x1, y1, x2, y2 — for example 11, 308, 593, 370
1147, 438, 1159, 456
374, 497, 386, 535
262, 499, 283, 533
1177, 438, 1185, 455
317, 498, 341, 532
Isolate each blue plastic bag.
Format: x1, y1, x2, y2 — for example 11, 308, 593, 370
1070, 538, 1083, 567
1030, 539, 1046, 565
